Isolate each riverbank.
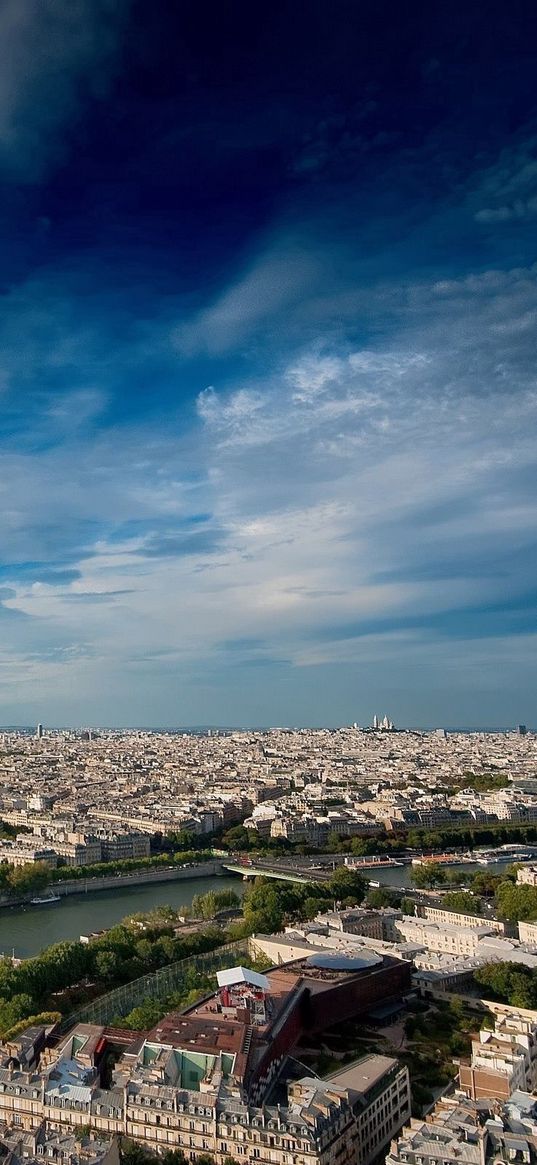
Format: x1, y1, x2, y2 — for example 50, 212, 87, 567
53, 859, 225, 897
0, 859, 227, 910
0, 873, 243, 959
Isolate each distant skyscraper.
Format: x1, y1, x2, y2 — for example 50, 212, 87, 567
517, 724, 527, 735
36, 723, 43, 739
372, 713, 379, 729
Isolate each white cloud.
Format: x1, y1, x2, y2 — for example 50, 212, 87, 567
174, 245, 321, 355
286, 353, 346, 401
2, 181, 537, 720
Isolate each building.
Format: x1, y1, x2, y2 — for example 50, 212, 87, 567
385, 1090, 537, 1165
394, 916, 495, 956
51, 833, 103, 867
519, 920, 537, 944
1, 1125, 120, 1165
315, 907, 403, 943
459, 1004, 537, 1101
0, 840, 59, 868
0, 959, 411, 1165
324, 1057, 411, 1165
418, 904, 508, 935
98, 832, 151, 861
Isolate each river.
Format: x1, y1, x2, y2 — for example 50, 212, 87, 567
360, 856, 519, 887
0, 857, 523, 959
0, 874, 242, 959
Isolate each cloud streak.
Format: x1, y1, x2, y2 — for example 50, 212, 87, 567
1, 108, 537, 723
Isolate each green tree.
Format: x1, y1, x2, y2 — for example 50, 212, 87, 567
7, 861, 51, 896
473, 962, 537, 1007
440, 890, 483, 915
366, 887, 401, 909
221, 825, 252, 851
328, 866, 367, 903
303, 897, 322, 920
410, 863, 447, 889
120, 1139, 156, 1165
495, 881, 537, 922
162, 1153, 187, 1165
470, 870, 502, 897
94, 950, 120, 984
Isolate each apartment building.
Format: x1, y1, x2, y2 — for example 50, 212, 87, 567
385, 1090, 537, 1165
459, 1005, 537, 1101
0, 841, 58, 868
519, 920, 537, 944
394, 917, 495, 956
51, 833, 102, 867
418, 905, 507, 934
0, 1125, 120, 1165
0, 1034, 409, 1165
315, 907, 403, 943
0, 960, 412, 1165
98, 832, 151, 861
324, 1057, 411, 1165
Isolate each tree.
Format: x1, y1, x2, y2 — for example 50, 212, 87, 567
440, 891, 483, 916
192, 889, 240, 920
243, 881, 285, 933
495, 881, 537, 922
0, 993, 35, 1037
162, 1153, 187, 1165
93, 950, 118, 987
8, 861, 51, 896
410, 863, 447, 889
221, 825, 252, 851
120, 1139, 156, 1165
470, 870, 502, 897
473, 962, 537, 1008
366, 887, 401, 909
117, 998, 164, 1030
328, 866, 367, 903
303, 897, 322, 920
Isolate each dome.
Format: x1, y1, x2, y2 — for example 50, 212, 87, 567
306, 950, 383, 972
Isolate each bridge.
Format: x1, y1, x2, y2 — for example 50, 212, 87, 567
222, 861, 332, 884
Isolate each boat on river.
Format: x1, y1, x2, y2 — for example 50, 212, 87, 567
411, 853, 474, 866
30, 893, 61, 905
344, 856, 404, 869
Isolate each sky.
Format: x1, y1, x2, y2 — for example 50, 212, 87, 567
1, 0, 537, 729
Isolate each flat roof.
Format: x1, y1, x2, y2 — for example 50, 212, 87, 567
326, 1055, 398, 1095
147, 1015, 246, 1057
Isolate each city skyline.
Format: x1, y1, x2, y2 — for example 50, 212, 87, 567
1, 2, 537, 726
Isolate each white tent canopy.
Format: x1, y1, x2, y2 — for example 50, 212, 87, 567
216, 965, 270, 991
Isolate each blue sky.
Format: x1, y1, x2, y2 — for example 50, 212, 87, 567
1, 0, 537, 727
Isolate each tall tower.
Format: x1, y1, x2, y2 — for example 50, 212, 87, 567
372, 714, 379, 729
36, 723, 43, 739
